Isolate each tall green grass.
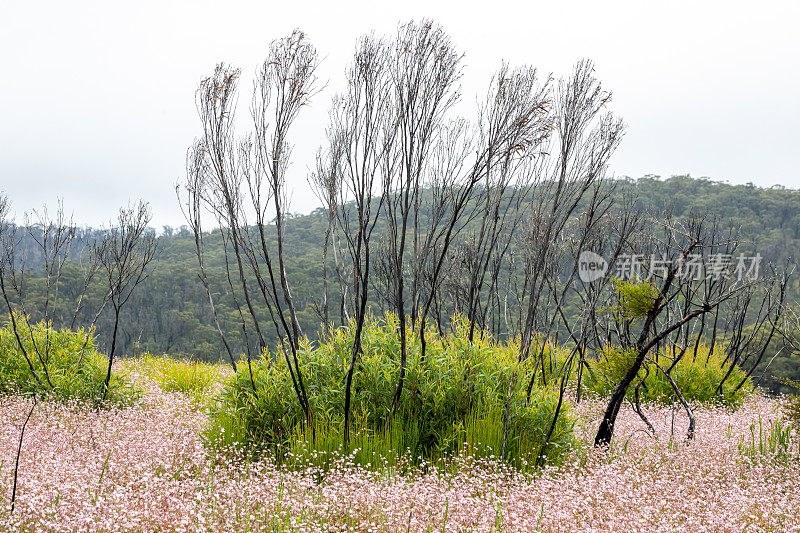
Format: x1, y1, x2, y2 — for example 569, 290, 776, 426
738, 416, 799, 463
137, 354, 223, 403
583, 342, 752, 406
0, 315, 138, 406
205, 314, 576, 470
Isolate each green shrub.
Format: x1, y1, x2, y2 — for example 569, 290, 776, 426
583, 344, 643, 394
138, 354, 222, 402
583, 342, 752, 406
614, 279, 659, 320
0, 315, 138, 406
205, 314, 576, 470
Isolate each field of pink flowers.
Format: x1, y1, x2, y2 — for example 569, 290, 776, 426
1, 368, 799, 532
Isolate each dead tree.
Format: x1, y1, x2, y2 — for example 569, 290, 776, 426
24, 205, 112, 372
383, 20, 462, 410
502, 179, 636, 460
592, 217, 768, 446
460, 154, 528, 341
413, 62, 553, 364
250, 29, 319, 348
182, 31, 319, 423
523, 182, 624, 463
187, 63, 271, 398
178, 142, 238, 371
518, 59, 625, 367
0, 195, 45, 386
310, 142, 345, 329
483, 60, 624, 458
714, 265, 791, 393
0, 210, 74, 388
570, 192, 644, 401
24, 203, 75, 326
194, 63, 269, 352
327, 33, 395, 446
0, 199, 109, 386
97, 201, 156, 400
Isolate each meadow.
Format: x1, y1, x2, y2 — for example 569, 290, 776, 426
2, 14, 799, 533
1, 355, 798, 532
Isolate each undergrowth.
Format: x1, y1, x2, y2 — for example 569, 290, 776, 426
738, 416, 799, 463
137, 353, 222, 403
205, 314, 576, 471
583, 342, 752, 406
0, 315, 138, 407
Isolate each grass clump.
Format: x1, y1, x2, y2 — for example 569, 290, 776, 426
583, 342, 752, 407
738, 416, 799, 463
0, 315, 138, 406
137, 354, 223, 403
205, 314, 576, 470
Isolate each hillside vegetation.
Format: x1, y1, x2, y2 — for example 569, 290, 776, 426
4, 175, 800, 387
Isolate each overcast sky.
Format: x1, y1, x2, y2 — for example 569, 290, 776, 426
2, 0, 798, 229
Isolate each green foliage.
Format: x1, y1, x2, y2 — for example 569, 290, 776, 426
583, 342, 752, 406
647, 344, 752, 406
613, 279, 659, 320
738, 416, 799, 463
583, 345, 643, 391
137, 354, 223, 403
205, 314, 576, 470
0, 315, 138, 406
5, 176, 798, 377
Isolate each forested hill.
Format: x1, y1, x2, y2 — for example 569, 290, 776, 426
6, 175, 800, 383
622, 175, 799, 260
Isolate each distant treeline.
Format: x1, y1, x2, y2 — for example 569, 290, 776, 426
4, 175, 800, 389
